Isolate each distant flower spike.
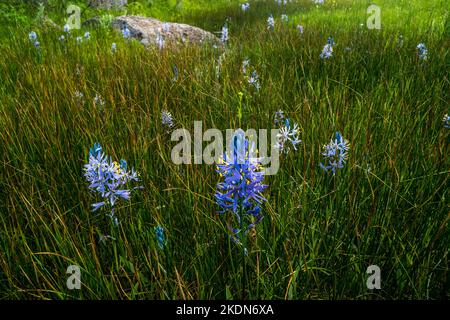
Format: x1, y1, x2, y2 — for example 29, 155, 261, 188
122, 26, 131, 39
29, 31, 37, 42
320, 38, 334, 60
443, 114, 450, 129
273, 110, 285, 126
248, 70, 261, 91
267, 15, 275, 30
417, 43, 428, 61
172, 65, 179, 81
161, 110, 174, 128
155, 225, 166, 249
28, 31, 40, 47
221, 24, 229, 44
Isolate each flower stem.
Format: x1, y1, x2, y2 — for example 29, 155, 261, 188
240, 206, 248, 299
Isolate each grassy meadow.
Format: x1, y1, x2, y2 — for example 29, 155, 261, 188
0, 0, 449, 299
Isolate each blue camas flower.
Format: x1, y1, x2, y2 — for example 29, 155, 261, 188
327, 37, 335, 46
74, 90, 85, 105
155, 225, 166, 249
215, 129, 268, 246
220, 24, 229, 44
172, 65, 179, 81
274, 118, 302, 154
29, 31, 37, 42
119, 159, 127, 171
248, 70, 261, 91
320, 43, 333, 59
319, 37, 335, 59
320, 131, 350, 174
84, 143, 141, 224
94, 94, 105, 109
122, 26, 131, 39
273, 110, 285, 126
417, 43, 428, 60
89, 142, 102, 157
29, 31, 40, 47
161, 110, 174, 128
443, 114, 450, 128
241, 3, 250, 12
267, 15, 275, 30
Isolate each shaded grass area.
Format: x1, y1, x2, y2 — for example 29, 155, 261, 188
0, 0, 449, 299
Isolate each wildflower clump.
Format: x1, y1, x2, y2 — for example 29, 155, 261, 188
320, 37, 335, 59
161, 110, 174, 129
319, 131, 350, 174
417, 43, 428, 61
215, 130, 268, 247
29, 31, 40, 47
274, 117, 302, 154
84, 143, 141, 225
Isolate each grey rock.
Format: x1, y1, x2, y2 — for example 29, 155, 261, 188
140, 38, 150, 46
112, 16, 221, 47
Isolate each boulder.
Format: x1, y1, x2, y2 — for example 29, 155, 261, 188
112, 16, 221, 47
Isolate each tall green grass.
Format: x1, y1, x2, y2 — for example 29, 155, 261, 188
0, 0, 448, 299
